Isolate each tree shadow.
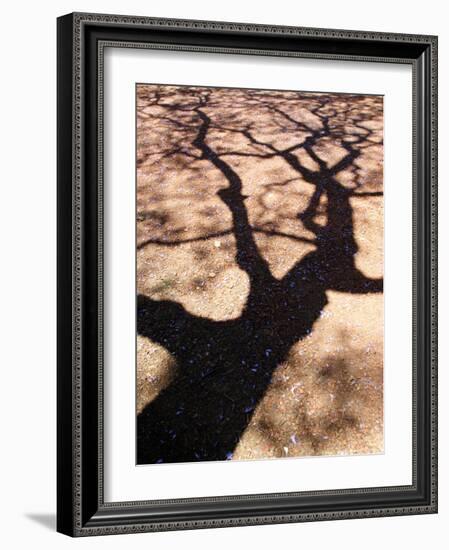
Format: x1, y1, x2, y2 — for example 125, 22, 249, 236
136, 87, 383, 464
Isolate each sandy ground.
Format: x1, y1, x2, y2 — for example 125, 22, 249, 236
136, 85, 383, 463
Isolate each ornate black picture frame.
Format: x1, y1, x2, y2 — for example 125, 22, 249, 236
57, 12, 438, 536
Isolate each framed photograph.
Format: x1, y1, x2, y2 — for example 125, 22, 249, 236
57, 12, 438, 536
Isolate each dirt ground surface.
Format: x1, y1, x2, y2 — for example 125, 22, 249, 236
136, 85, 384, 464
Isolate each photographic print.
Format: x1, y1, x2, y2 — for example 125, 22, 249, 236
57, 15, 437, 534
136, 84, 384, 465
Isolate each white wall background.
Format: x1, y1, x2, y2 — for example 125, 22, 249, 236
0, 1, 445, 548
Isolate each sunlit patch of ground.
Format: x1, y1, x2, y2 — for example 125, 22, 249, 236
234, 292, 383, 459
